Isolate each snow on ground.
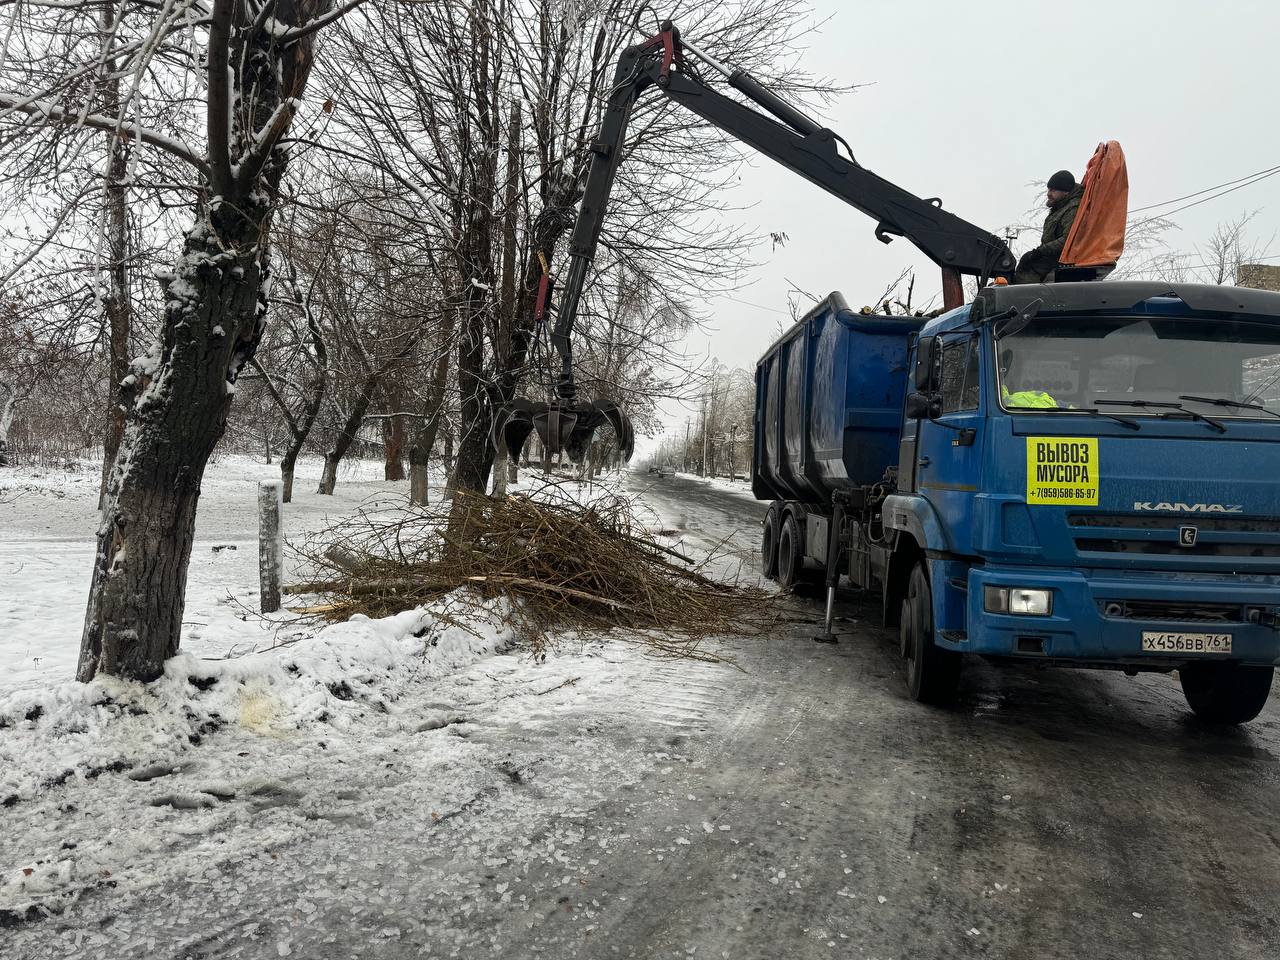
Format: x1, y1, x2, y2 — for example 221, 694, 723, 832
0, 454, 685, 928
672, 471, 757, 499
0, 455, 459, 694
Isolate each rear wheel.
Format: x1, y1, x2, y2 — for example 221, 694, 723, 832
1179, 662, 1273, 724
761, 507, 780, 581
901, 563, 961, 704
776, 514, 801, 590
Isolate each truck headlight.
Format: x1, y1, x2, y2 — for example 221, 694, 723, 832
984, 586, 1052, 616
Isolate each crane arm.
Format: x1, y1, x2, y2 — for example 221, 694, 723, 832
546, 20, 1014, 403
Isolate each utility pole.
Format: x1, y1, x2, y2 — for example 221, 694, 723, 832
729, 423, 738, 480
699, 397, 708, 477
684, 419, 691, 473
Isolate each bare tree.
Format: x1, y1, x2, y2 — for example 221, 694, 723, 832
1194, 212, 1273, 286
323, 0, 836, 503
250, 255, 330, 502
2, 0, 373, 680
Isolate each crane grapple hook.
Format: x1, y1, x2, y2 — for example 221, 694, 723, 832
492, 397, 633, 466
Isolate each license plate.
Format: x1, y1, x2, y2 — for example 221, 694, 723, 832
1141, 632, 1232, 654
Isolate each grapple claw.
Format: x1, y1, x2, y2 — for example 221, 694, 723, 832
563, 399, 634, 463
492, 398, 634, 465
491, 399, 538, 462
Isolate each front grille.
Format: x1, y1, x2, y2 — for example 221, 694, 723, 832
1069, 514, 1280, 533
1068, 512, 1280, 561
1075, 538, 1280, 558
1099, 599, 1246, 623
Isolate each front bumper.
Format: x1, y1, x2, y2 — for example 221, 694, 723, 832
954, 565, 1280, 666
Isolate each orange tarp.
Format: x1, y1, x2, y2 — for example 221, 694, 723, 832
1060, 140, 1128, 268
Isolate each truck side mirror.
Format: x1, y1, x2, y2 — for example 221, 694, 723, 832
905, 391, 939, 420
913, 335, 937, 390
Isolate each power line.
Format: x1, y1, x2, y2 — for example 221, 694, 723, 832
1129, 167, 1280, 228
1132, 169, 1280, 226
1130, 161, 1280, 213
719, 293, 793, 316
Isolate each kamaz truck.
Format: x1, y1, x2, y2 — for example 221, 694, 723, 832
481, 21, 1280, 722
754, 283, 1280, 722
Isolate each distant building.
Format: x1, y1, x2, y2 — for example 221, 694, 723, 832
1239, 263, 1280, 292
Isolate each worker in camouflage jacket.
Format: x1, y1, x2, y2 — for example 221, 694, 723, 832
1015, 169, 1084, 283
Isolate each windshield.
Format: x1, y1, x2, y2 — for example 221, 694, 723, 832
995, 314, 1280, 419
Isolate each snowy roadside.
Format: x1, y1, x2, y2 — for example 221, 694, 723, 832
0, 455, 719, 928
671, 471, 757, 500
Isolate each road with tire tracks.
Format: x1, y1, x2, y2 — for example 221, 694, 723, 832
7, 471, 1280, 960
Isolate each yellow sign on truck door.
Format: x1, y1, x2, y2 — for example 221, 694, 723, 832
1026, 437, 1099, 505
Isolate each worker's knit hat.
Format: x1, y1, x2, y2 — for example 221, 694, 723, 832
1047, 170, 1076, 192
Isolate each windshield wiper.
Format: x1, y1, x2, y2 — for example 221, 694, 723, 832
1007, 405, 1141, 430
1178, 394, 1280, 419
1095, 398, 1226, 433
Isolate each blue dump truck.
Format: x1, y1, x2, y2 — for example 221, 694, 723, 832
479, 21, 1276, 724
754, 282, 1280, 723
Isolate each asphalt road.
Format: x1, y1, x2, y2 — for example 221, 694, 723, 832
11, 472, 1280, 959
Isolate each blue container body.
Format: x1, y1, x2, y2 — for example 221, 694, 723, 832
753, 293, 923, 504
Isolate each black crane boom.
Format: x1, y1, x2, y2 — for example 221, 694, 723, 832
493, 20, 1014, 467
547, 21, 1015, 403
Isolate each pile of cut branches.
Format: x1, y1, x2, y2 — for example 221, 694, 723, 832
287, 486, 781, 659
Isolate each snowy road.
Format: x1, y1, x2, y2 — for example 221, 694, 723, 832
5, 470, 1280, 959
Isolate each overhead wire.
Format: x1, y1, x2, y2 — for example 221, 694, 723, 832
1128, 164, 1280, 228
1129, 162, 1280, 213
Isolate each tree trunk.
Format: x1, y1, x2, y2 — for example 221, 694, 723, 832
274, 330, 328, 504
277, 369, 325, 504
408, 410, 445, 506
409, 451, 430, 504
97, 11, 132, 510
317, 375, 377, 495
280, 449, 298, 503
450, 310, 489, 494
451, 182, 580, 496
446, 30, 500, 501
79, 214, 266, 683
383, 413, 406, 480
0, 386, 20, 466
77, 0, 332, 683
408, 296, 456, 505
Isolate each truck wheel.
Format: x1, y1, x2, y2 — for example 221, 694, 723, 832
1179, 662, 1273, 724
777, 514, 801, 590
761, 508, 780, 581
901, 563, 961, 705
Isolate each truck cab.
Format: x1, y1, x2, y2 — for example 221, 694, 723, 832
756, 281, 1280, 723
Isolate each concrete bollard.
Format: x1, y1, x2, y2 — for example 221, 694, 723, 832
492, 450, 509, 497
258, 479, 283, 613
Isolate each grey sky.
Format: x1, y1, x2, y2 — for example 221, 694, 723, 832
655, 0, 1280, 443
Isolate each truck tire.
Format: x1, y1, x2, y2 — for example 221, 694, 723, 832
901, 563, 961, 705
777, 514, 801, 590
1179, 662, 1273, 724
761, 507, 780, 581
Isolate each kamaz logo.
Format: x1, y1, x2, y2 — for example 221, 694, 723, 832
1133, 501, 1244, 514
